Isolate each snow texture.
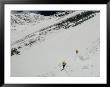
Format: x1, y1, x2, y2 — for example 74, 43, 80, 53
11, 10, 100, 77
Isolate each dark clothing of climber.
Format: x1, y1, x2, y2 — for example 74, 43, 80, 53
61, 61, 67, 71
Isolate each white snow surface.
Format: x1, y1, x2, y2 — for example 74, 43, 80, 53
11, 11, 100, 77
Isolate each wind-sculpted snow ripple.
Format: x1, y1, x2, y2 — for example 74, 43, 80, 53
11, 11, 100, 56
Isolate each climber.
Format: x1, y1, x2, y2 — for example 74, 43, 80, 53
61, 61, 67, 71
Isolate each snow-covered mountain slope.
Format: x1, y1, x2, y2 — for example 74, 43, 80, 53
11, 11, 74, 27
11, 11, 100, 77
11, 11, 74, 43
11, 11, 99, 56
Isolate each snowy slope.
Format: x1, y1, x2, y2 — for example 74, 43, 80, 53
11, 11, 74, 43
11, 11, 100, 77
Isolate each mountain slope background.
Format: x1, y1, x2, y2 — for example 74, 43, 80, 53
11, 10, 100, 77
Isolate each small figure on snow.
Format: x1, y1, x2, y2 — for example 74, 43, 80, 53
61, 61, 67, 71
76, 49, 79, 54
